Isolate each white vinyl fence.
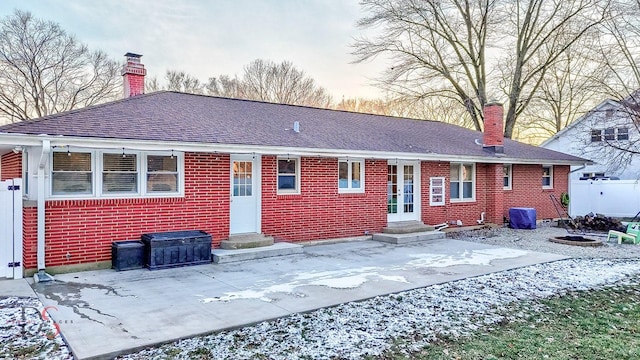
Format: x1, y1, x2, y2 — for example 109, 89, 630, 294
570, 180, 640, 218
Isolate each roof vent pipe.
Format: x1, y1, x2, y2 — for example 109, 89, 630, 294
293, 121, 300, 133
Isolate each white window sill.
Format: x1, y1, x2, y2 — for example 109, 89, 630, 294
450, 198, 476, 203
338, 188, 365, 194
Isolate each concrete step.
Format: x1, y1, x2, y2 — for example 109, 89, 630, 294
212, 242, 303, 264
220, 233, 274, 250
382, 221, 435, 234
372, 230, 446, 244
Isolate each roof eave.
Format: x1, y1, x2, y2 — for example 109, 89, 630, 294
0, 133, 588, 166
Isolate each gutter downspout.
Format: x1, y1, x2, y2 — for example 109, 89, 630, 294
35, 140, 53, 282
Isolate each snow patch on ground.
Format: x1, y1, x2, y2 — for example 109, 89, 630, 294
202, 247, 524, 303
120, 258, 640, 360
0, 296, 73, 360
407, 247, 529, 268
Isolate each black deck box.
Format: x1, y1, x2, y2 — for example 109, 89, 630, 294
112, 240, 145, 271
141, 230, 212, 270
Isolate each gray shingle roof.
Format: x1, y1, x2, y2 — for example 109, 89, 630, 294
0, 91, 587, 163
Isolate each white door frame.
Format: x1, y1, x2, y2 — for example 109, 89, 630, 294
1, 178, 23, 279
387, 160, 421, 223
229, 154, 261, 234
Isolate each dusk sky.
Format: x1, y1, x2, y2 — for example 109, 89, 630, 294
0, 0, 388, 99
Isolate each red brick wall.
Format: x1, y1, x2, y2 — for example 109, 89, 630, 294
23, 153, 230, 270
483, 103, 504, 147
422, 162, 569, 226
1, 151, 21, 180
422, 162, 489, 227
261, 156, 387, 241
124, 73, 145, 97
504, 164, 569, 220
23, 207, 37, 270
485, 164, 504, 224
22, 151, 570, 270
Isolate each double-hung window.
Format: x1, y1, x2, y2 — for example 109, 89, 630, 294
450, 163, 474, 201
604, 128, 616, 141
277, 157, 300, 194
52, 152, 93, 195
542, 165, 553, 189
50, 150, 182, 198
617, 127, 629, 140
102, 153, 138, 194
503, 164, 512, 190
338, 158, 364, 193
147, 155, 179, 192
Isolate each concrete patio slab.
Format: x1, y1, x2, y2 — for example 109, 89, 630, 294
0, 278, 36, 298
29, 238, 568, 360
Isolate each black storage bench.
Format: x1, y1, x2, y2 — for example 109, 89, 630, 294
112, 240, 145, 271
141, 230, 212, 270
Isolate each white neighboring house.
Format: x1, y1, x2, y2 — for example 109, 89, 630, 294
541, 96, 640, 181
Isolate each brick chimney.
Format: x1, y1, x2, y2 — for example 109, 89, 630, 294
121, 53, 146, 98
482, 101, 504, 154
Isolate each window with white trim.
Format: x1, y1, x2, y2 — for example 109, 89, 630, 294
50, 150, 183, 198
338, 158, 364, 193
147, 155, 179, 193
429, 177, 445, 206
542, 165, 553, 189
52, 152, 93, 195
604, 128, 615, 141
591, 127, 629, 142
617, 127, 629, 140
102, 153, 138, 194
450, 163, 474, 201
277, 157, 300, 194
503, 164, 512, 190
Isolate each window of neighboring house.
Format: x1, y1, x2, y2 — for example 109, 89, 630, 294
617, 127, 629, 140
450, 163, 475, 201
102, 153, 138, 194
606, 109, 614, 118
590, 129, 602, 142
51, 152, 93, 195
277, 157, 300, 194
429, 177, 445, 206
338, 158, 364, 193
503, 164, 512, 190
604, 128, 616, 141
147, 155, 178, 193
542, 165, 553, 189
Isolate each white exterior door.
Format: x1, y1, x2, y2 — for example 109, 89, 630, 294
230, 155, 261, 234
0, 178, 23, 279
387, 161, 420, 223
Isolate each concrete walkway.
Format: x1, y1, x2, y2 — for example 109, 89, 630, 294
0, 277, 36, 298
20, 239, 566, 359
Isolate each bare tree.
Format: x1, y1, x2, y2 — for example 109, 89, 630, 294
145, 76, 162, 93
165, 70, 204, 94
574, 93, 640, 176
334, 97, 395, 115
518, 45, 610, 144
206, 75, 245, 99
239, 59, 333, 107
0, 10, 120, 123
567, 0, 640, 175
353, 0, 608, 138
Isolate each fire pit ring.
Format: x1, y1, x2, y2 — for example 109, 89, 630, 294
549, 235, 603, 247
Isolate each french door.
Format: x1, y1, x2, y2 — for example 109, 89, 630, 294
387, 161, 420, 222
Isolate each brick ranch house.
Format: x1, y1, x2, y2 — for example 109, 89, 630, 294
0, 54, 587, 276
